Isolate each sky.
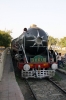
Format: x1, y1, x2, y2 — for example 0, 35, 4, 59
0, 0, 66, 39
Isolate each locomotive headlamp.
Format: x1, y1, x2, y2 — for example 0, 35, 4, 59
51, 63, 58, 70
23, 64, 30, 71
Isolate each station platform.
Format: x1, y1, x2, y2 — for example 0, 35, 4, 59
0, 51, 24, 100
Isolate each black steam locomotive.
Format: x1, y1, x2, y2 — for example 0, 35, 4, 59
11, 24, 57, 78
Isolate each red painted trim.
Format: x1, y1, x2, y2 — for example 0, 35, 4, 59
18, 62, 51, 70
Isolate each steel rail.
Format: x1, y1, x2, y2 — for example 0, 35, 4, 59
48, 78, 66, 95
25, 79, 38, 100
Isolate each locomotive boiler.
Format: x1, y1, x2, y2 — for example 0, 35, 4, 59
11, 24, 57, 78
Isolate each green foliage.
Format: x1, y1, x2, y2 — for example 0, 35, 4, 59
60, 37, 66, 47
0, 30, 12, 48
48, 36, 58, 45
48, 36, 66, 48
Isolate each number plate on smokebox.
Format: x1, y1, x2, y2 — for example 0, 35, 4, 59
30, 55, 46, 63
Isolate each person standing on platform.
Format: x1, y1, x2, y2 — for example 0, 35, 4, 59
49, 47, 56, 62
57, 53, 64, 68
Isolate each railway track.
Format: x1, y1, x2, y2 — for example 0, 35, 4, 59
25, 79, 38, 100
15, 68, 66, 100
16, 77, 37, 100
50, 69, 66, 93
16, 71, 66, 100
49, 78, 66, 94
26, 78, 66, 100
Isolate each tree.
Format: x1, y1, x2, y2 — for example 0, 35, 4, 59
60, 37, 66, 47
0, 30, 12, 48
54, 38, 59, 45
48, 36, 57, 46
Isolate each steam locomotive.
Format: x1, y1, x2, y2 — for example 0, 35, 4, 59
11, 24, 57, 78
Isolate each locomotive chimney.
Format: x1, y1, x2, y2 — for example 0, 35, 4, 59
23, 28, 27, 32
